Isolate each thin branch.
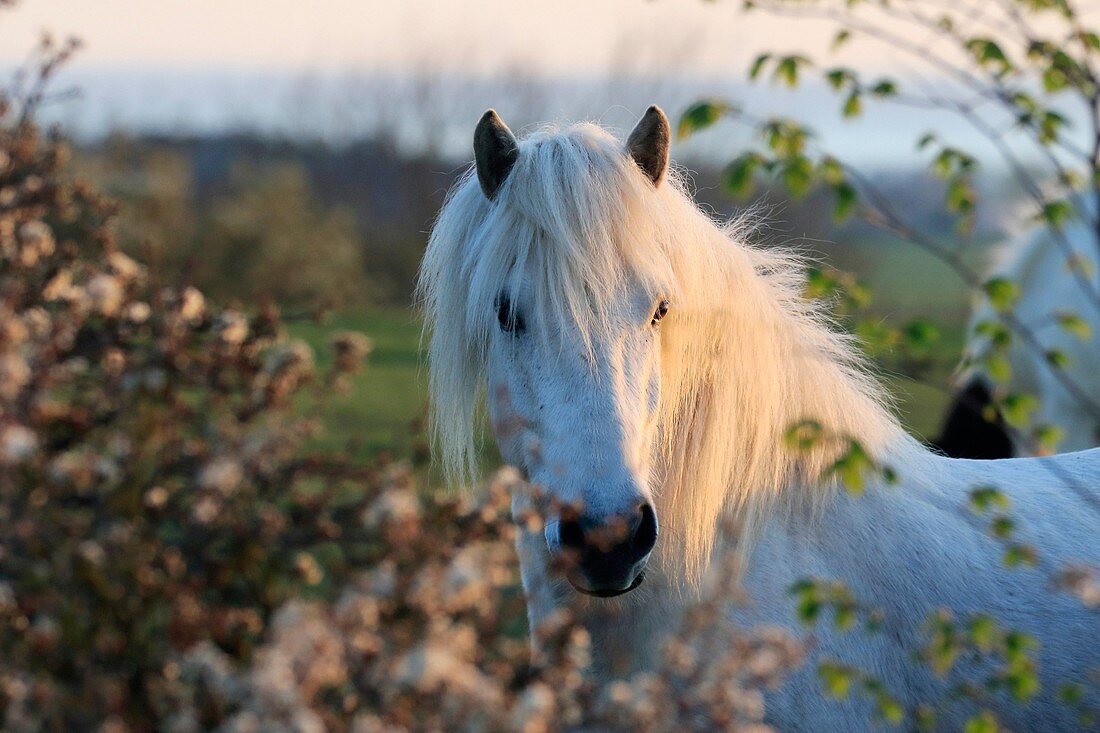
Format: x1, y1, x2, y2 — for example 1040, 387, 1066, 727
752, 0, 1100, 312
846, 164, 1100, 422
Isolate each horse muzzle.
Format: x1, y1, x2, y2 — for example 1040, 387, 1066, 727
569, 569, 647, 597
547, 503, 658, 598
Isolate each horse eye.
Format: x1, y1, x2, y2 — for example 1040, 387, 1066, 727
651, 299, 670, 325
496, 295, 525, 333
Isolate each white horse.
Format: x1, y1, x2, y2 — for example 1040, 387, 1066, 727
418, 106, 1100, 731
935, 223, 1100, 458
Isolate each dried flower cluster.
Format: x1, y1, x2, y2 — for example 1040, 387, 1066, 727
153, 469, 800, 733
0, 53, 378, 730
1059, 566, 1100, 609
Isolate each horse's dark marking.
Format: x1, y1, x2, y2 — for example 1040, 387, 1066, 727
930, 377, 1014, 459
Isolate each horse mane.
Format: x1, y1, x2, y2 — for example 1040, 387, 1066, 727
418, 121, 909, 583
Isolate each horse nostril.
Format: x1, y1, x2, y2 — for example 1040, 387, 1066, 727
633, 503, 658, 558
553, 502, 658, 596
559, 514, 586, 551
557, 504, 657, 557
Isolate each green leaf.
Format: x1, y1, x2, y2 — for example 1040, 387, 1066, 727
842, 90, 862, 118
965, 38, 1012, 74
1056, 311, 1091, 339
932, 149, 954, 177
969, 486, 1010, 513
1046, 349, 1069, 368
723, 152, 763, 196
832, 30, 851, 50
1012, 91, 1038, 113
1036, 199, 1073, 226
826, 67, 853, 90
998, 392, 1037, 427
1043, 65, 1070, 92
930, 146, 977, 178
762, 118, 811, 156
828, 441, 873, 494
876, 695, 904, 724
847, 281, 872, 309
834, 605, 856, 631
1039, 111, 1068, 144
983, 277, 1019, 311
774, 55, 812, 87
749, 53, 771, 81
870, 79, 898, 97
991, 515, 1015, 539
785, 420, 824, 450
903, 319, 940, 351
916, 132, 937, 150
964, 711, 1001, 733
819, 156, 845, 184
1059, 682, 1084, 704
1032, 423, 1064, 451
678, 100, 732, 140
969, 615, 998, 651
855, 318, 898, 355
925, 610, 961, 675
818, 662, 854, 699
782, 155, 814, 197
946, 178, 976, 215
788, 578, 816, 595
985, 353, 1012, 382
805, 267, 840, 299
797, 594, 822, 624
915, 705, 937, 732
1003, 629, 1036, 655
1007, 655, 1038, 695
1003, 543, 1038, 568
975, 319, 1011, 348
833, 181, 857, 222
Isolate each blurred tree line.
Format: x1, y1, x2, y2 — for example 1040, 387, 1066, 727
74, 134, 458, 310
73, 132, 987, 321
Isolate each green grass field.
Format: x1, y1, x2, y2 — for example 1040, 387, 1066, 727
288, 307, 428, 462
289, 302, 965, 473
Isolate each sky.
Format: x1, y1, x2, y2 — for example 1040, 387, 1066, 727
0, 0, 1074, 176
0, 1, 919, 148
0, 0, 859, 75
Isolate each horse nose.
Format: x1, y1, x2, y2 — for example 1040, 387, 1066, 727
556, 503, 658, 597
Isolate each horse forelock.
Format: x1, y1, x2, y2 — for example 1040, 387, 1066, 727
418, 120, 907, 585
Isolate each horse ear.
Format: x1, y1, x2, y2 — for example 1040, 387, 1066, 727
474, 109, 519, 200
626, 105, 671, 186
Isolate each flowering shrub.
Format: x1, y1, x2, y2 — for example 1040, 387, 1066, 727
0, 42, 380, 730
154, 470, 800, 733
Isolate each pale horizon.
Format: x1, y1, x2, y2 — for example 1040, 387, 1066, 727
0, 0, 884, 76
